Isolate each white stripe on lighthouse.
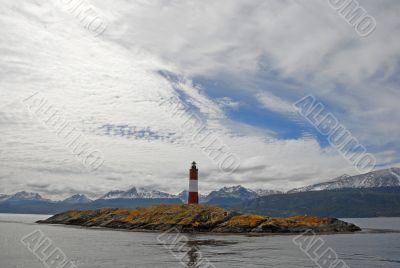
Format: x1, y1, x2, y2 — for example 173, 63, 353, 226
189, 179, 198, 192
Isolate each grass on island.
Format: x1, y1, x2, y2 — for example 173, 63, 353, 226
55, 204, 330, 228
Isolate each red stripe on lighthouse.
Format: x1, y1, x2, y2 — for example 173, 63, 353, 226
188, 161, 198, 204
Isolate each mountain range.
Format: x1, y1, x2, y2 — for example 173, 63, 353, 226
289, 168, 400, 193
1, 167, 399, 216
0, 185, 282, 214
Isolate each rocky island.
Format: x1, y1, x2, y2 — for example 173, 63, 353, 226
37, 204, 361, 234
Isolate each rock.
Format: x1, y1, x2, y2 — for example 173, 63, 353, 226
37, 204, 361, 234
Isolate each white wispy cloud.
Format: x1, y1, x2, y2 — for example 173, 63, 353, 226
256, 91, 295, 114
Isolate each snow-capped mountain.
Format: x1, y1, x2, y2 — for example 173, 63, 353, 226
62, 194, 92, 204
100, 187, 176, 200
205, 185, 259, 202
101, 190, 125, 200
288, 175, 351, 193
176, 190, 187, 202
5, 191, 47, 201
289, 168, 400, 193
254, 189, 283, 196
0, 194, 10, 202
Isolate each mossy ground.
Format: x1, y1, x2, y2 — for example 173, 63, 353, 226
46, 204, 334, 231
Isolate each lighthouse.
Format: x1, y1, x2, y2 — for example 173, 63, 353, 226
188, 161, 199, 204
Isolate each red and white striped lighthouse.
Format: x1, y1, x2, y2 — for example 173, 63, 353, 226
188, 161, 199, 204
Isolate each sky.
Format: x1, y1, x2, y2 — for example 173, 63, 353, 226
0, 0, 399, 200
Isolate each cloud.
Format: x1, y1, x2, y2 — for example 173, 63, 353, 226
98, 0, 400, 144
97, 0, 399, 81
256, 91, 295, 114
0, 0, 399, 199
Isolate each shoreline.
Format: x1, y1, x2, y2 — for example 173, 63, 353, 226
37, 221, 400, 236
37, 221, 400, 237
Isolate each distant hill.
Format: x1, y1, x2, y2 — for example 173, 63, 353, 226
289, 168, 400, 193
233, 187, 400, 218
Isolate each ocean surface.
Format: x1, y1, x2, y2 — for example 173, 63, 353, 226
0, 214, 399, 268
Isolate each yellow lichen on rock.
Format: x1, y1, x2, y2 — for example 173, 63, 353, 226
225, 215, 269, 227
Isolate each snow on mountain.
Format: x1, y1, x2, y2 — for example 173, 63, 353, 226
289, 168, 400, 193
205, 185, 259, 201
176, 190, 188, 202
101, 187, 176, 200
6, 191, 47, 201
253, 189, 283, 196
123, 187, 176, 199
63, 194, 92, 204
288, 175, 351, 193
101, 190, 126, 200
0, 194, 10, 202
